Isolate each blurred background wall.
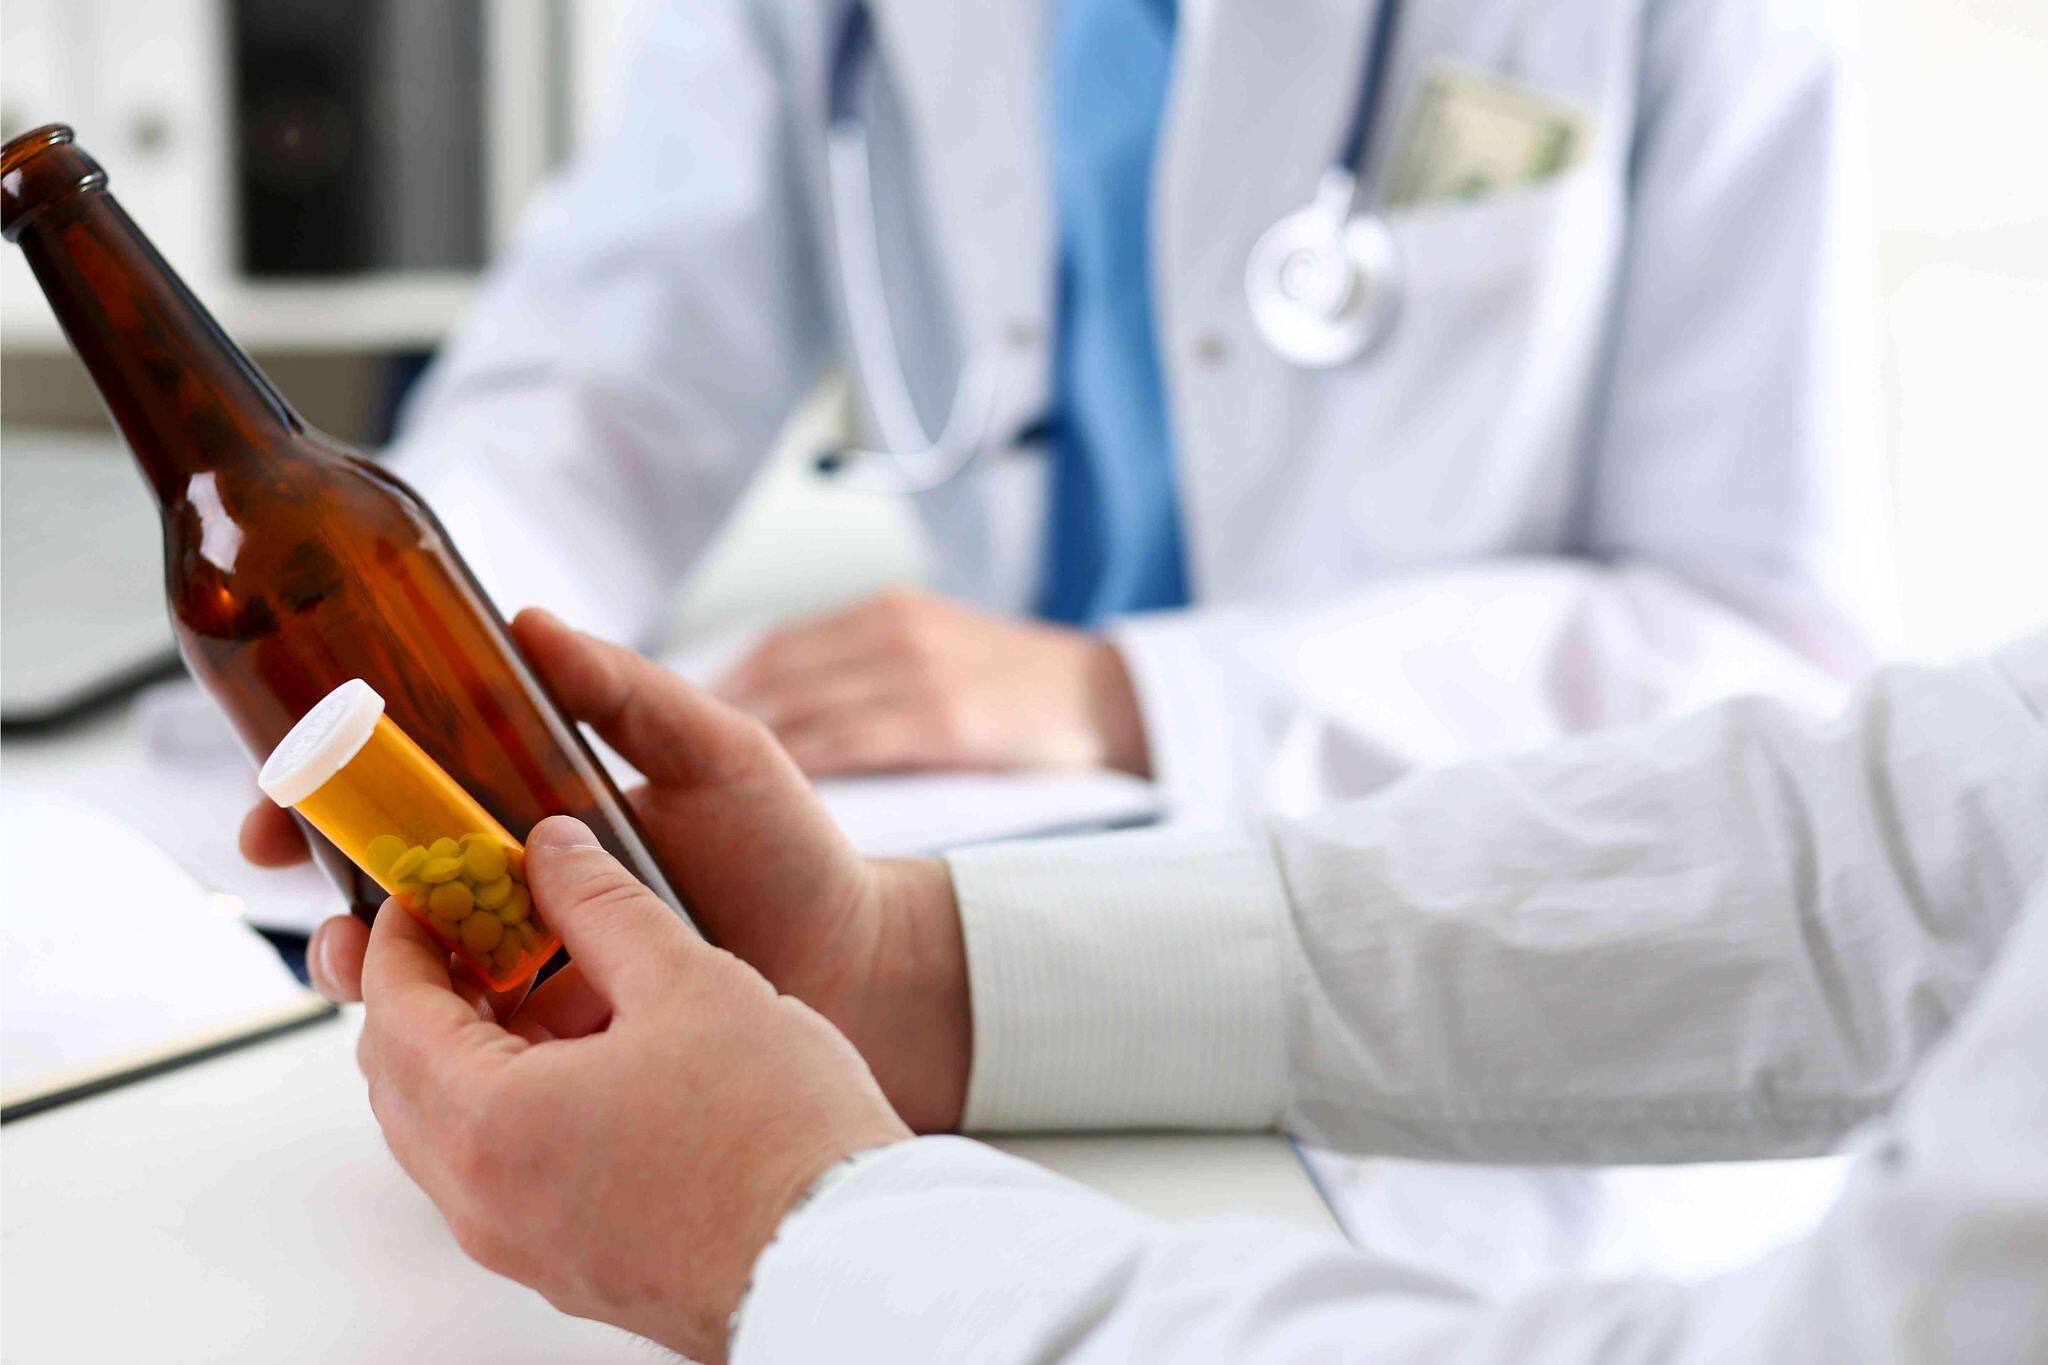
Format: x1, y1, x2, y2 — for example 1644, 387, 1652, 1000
2, 0, 2042, 657
1858, 1, 2048, 657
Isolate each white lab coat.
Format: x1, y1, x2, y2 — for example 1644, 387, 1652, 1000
734, 632, 2048, 1361
389, 0, 1892, 816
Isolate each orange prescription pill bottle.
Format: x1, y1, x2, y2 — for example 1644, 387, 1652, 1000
259, 679, 559, 991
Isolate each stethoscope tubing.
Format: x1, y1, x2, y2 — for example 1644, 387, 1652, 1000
818, 0, 1032, 487
819, 0, 1406, 487
1335, 0, 1404, 177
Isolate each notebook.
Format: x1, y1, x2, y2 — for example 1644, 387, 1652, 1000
0, 787, 336, 1122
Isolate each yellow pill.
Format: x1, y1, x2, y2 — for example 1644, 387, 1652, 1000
420, 856, 463, 884
427, 881, 474, 923
460, 912, 503, 953
473, 876, 513, 911
364, 834, 408, 877
491, 939, 525, 978
388, 846, 429, 882
393, 880, 427, 912
515, 921, 541, 950
496, 883, 532, 926
506, 846, 526, 883
427, 836, 461, 862
461, 839, 507, 884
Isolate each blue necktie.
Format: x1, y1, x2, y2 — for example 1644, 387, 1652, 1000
1038, 0, 1190, 626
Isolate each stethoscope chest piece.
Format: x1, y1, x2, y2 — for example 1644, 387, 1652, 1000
1246, 169, 1401, 369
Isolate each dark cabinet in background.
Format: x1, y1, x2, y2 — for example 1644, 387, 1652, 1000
232, 0, 486, 276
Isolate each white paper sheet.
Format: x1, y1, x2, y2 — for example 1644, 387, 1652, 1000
62, 676, 1158, 933
814, 769, 1157, 855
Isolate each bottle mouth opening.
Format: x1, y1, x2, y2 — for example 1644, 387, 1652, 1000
2, 123, 75, 174
2, 123, 109, 243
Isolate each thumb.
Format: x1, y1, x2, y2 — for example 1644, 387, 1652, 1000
524, 815, 696, 1006
511, 607, 773, 788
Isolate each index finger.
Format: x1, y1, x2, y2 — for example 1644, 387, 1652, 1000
239, 800, 310, 867
512, 608, 771, 788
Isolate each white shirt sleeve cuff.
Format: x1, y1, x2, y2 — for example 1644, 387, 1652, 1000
946, 825, 1292, 1132
1108, 612, 1253, 817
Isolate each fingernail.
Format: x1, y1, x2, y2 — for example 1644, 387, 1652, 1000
529, 814, 602, 850
311, 925, 338, 990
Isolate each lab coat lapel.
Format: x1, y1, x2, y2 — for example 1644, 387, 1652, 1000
865, 0, 1053, 612
1158, 0, 1382, 303
865, 0, 1052, 427
1155, 0, 1383, 581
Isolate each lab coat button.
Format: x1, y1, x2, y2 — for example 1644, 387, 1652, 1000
1192, 331, 1230, 366
1000, 318, 1039, 349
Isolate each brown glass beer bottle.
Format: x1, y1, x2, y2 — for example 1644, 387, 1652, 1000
1, 124, 692, 935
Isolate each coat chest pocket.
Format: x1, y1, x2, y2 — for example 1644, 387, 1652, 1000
1381, 165, 1600, 339
1245, 166, 1615, 567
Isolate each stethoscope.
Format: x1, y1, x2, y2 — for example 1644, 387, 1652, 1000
1244, 0, 1406, 369
818, 0, 1406, 488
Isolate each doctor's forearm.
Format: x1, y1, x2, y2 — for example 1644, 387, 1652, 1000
1086, 639, 1152, 776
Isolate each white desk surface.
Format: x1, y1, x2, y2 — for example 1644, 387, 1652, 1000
2, 715, 1336, 1362
2, 1013, 1335, 1362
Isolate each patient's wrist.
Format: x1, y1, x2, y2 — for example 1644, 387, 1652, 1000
865, 857, 972, 1132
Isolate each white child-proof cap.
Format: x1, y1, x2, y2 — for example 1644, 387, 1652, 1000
258, 678, 387, 807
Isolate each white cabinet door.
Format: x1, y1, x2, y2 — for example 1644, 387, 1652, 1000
0, 0, 91, 142
2, 1, 227, 341
90, 0, 230, 283
1, 0, 90, 344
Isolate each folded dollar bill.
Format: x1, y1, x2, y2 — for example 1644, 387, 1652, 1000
1381, 62, 1594, 209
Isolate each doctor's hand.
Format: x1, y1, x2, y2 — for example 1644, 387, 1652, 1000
243, 608, 975, 1133
711, 586, 1152, 778
355, 815, 910, 1365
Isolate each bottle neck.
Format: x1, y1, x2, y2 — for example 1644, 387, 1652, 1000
16, 186, 305, 504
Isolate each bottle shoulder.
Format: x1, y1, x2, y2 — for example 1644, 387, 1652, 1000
161, 430, 463, 638
160, 432, 432, 532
